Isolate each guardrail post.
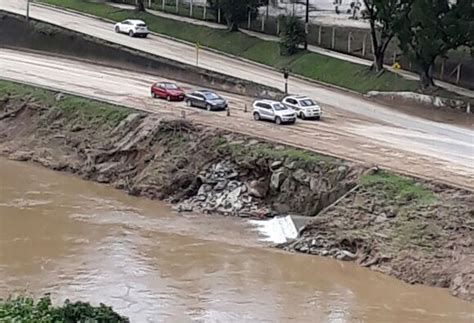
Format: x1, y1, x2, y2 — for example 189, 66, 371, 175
440, 60, 445, 80
276, 18, 280, 35
244, 104, 247, 113
26, 0, 30, 21
175, 0, 179, 13
362, 34, 367, 56
318, 25, 322, 45
218, 8, 221, 23
261, 13, 265, 32
331, 27, 335, 49
467, 102, 471, 114
162, 0, 165, 11
203, 0, 207, 20
189, 0, 193, 17
347, 31, 352, 53
248, 10, 251, 29
227, 107, 230, 116
456, 64, 461, 84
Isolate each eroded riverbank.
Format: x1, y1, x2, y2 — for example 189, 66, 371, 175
1, 158, 474, 322
0, 80, 473, 301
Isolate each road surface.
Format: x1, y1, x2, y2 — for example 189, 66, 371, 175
1, 48, 472, 189
108, 1, 474, 98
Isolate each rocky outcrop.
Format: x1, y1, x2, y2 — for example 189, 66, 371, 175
173, 161, 264, 216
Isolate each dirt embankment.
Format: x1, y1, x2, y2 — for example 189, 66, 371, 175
0, 84, 472, 301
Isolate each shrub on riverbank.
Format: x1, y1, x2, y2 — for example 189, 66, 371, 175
0, 294, 129, 322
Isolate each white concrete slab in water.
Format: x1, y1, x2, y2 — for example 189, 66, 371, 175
249, 215, 298, 244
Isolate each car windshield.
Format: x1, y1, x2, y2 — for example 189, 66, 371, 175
163, 83, 178, 89
300, 99, 316, 107
203, 92, 220, 100
273, 103, 287, 111
136, 23, 147, 27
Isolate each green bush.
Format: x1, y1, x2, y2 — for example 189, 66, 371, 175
0, 294, 129, 322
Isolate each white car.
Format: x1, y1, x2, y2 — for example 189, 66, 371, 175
282, 95, 322, 120
252, 99, 297, 125
114, 19, 149, 38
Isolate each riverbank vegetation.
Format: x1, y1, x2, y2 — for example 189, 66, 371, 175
0, 294, 128, 322
0, 81, 131, 127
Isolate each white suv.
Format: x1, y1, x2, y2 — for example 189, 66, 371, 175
114, 19, 149, 38
252, 100, 297, 125
282, 95, 322, 120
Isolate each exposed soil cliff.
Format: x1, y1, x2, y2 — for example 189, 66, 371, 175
0, 81, 472, 301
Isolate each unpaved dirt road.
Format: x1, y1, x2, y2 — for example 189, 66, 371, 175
1, 48, 472, 189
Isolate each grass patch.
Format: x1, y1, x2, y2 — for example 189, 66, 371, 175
0, 80, 131, 126
257, 147, 334, 164
290, 53, 417, 93
360, 171, 435, 204
242, 42, 305, 68
213, 137, 336, 167
37, 0, 421, 94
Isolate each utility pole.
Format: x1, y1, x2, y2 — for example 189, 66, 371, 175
26, 0, 30, 21
304, 0, 309, 50
195, 42, 200, 66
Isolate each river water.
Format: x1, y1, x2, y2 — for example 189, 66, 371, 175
0, 158, 472, 322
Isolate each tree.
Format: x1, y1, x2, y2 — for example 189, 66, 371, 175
396, 0, 474, 89
362, 0, 410, 72
210, 0, 265, 31
136, 0, 145, 12
279, 15, 306, 55
286, 0, 312, 49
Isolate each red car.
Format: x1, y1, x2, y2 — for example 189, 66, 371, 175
150, 82, 185, 101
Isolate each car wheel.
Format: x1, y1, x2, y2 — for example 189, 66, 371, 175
253, 112, 260, 121
115, 26, 120, 33
206, 104, 212, 111
315, 116, 321, 120
166, 95, 171, 101
142, 34, 148, 38
128, 30, 134, 37
299, 112, 306, 120
151, 92, 157, 98
275, 117, 282, 125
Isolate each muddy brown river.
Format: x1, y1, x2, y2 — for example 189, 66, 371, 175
0, 159, 472, 322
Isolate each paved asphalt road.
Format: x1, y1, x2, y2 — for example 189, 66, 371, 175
109, 1, 474, 99
0, 0, 473, 189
